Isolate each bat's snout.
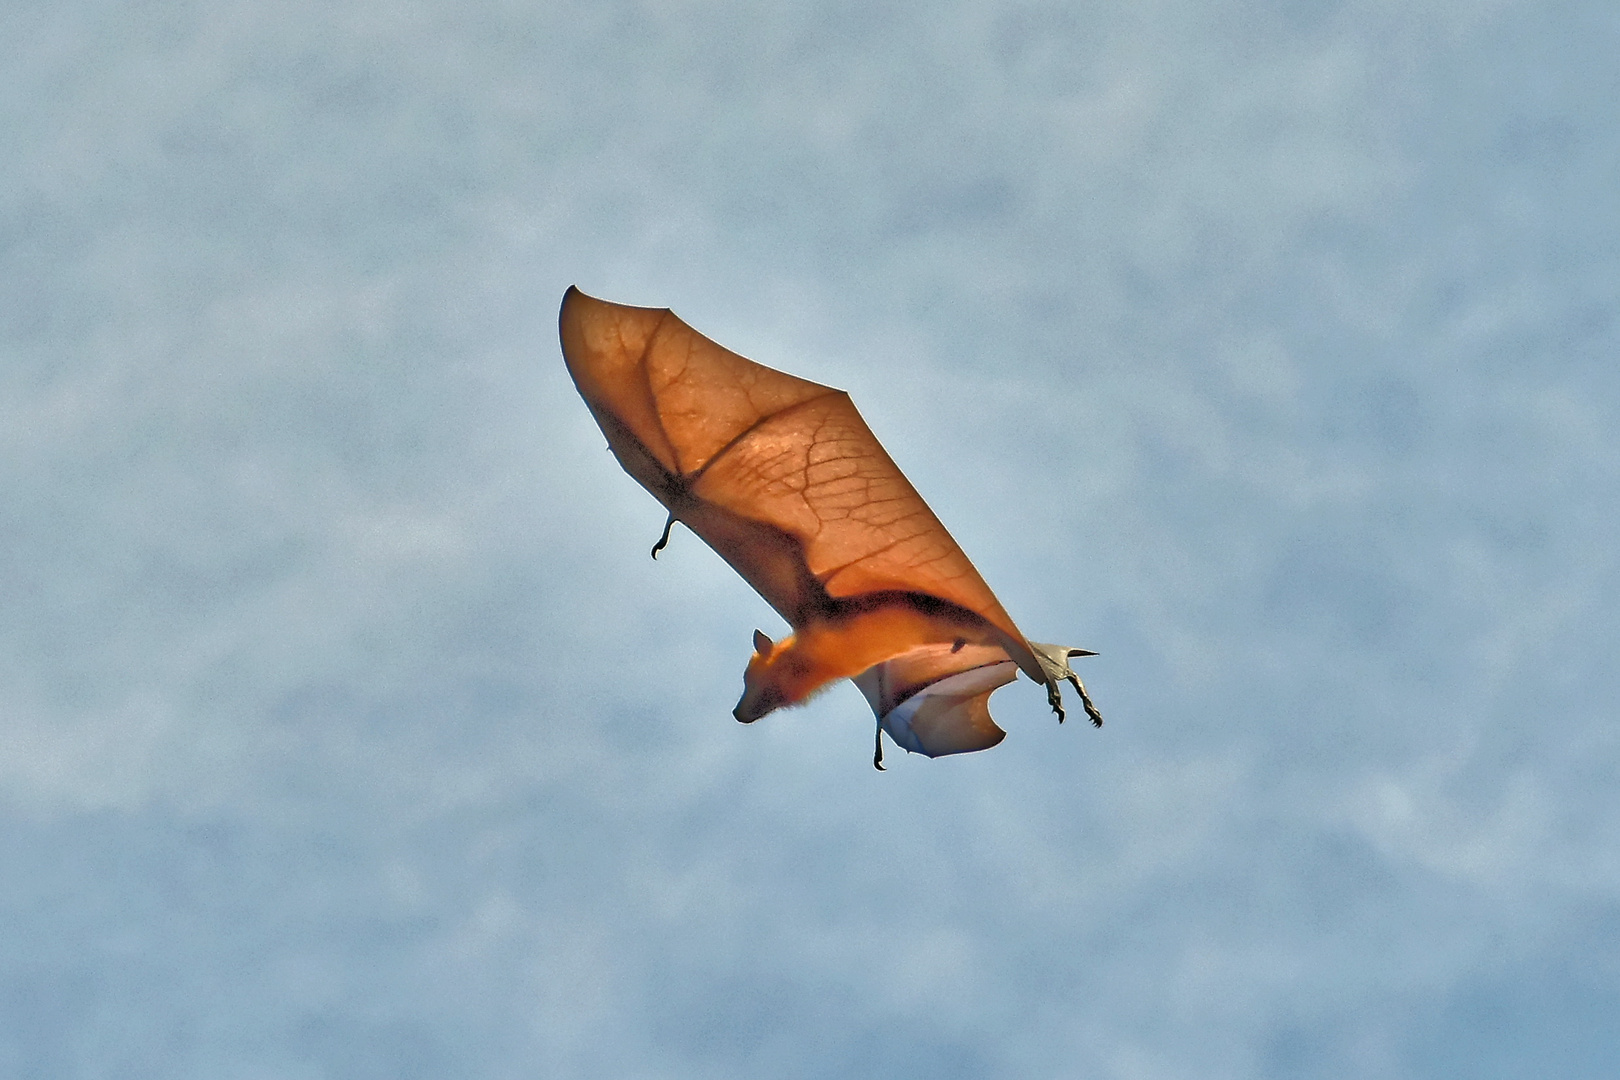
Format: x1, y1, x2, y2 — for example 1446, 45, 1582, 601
733, 683, 781, 724
733, 690, 767, 724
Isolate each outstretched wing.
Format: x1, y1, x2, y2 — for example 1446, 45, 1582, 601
559, 286, 1043, 682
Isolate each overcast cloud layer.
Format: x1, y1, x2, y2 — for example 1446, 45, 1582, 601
4, 1, 1618, 1076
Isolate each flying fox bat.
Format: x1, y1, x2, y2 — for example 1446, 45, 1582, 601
559, 286, 1101, 767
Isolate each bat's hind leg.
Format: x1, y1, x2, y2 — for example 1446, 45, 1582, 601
1064, 674, 1104, 728
1032, 642, 1104, 727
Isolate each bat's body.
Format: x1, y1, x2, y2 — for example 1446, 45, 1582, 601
559, 286, 1101, 764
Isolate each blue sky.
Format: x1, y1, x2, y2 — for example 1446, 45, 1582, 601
3, 1, 1617, 1076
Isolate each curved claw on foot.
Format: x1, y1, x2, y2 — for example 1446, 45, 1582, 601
650, 514, 676, 559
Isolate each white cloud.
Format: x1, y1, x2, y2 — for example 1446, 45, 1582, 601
2, 0, 1616, 1075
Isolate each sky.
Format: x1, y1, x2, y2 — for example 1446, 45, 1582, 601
3, 0, 1617, 1076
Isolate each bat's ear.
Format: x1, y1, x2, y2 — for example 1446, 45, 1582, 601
752, 629, 773, 656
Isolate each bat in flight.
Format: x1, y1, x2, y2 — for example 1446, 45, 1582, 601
560, 286, 1101, 768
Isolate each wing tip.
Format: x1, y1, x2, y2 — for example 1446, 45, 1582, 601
559, 285, 588, 336
559, 285, 674, 319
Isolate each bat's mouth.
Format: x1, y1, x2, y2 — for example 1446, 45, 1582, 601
733, 686, 780, 724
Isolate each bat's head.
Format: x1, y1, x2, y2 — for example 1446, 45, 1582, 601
735, 629, 792, 723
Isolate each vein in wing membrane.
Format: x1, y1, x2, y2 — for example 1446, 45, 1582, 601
692, 391, 1025, 646
560, 286, 1046, 682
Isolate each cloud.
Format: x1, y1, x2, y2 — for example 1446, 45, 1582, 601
3, 0, 1617, 1075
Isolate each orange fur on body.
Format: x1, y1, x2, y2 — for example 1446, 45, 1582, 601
733, 605, 999, 723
